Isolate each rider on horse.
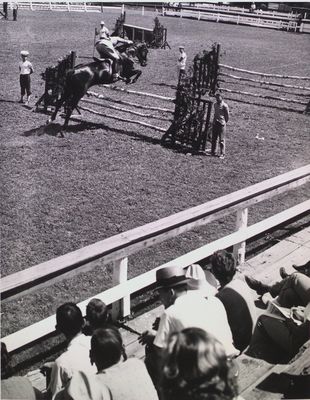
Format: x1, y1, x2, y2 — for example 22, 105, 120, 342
95, 21, 133, 82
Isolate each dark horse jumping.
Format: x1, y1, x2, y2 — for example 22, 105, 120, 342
48, 42, 148, 128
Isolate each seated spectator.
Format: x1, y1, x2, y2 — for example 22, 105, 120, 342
57, 328, 158, 400
1, 342, 40, 399
162, 328, 238, 400
211, 250, 257, 351
280, 260, 310, 278
83, 298, 111, 335
44, 302, 96, 399
139, 265, 238, 388
245, 271, 310, 308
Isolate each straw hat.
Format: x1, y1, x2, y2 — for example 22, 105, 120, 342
186, 264, 218, 297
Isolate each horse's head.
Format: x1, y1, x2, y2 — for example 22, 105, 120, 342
133, 42, 148, 67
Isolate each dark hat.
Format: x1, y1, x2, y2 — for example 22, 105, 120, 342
156, 265, 188, 290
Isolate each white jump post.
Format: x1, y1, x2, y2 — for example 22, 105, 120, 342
111, 257, 130, 321
122, 4, 125, 14
233, 208, 248, 265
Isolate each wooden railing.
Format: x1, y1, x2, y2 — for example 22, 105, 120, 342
1, 165, 310, 352
15, 1, 123, 13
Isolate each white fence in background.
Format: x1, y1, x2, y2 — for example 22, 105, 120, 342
162, 7, 310, 33
1, 165, 310, 353
13, 2, 123, 13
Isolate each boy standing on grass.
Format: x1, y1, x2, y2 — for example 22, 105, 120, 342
19, 50, 34, 105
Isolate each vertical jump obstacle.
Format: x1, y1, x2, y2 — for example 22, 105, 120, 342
161, 44, 220, 154
35, 51, 76, 112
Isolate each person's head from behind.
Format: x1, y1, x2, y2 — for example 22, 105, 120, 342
86, 298, 108, 331
1, 342, 13, 380
162, 328, 237, 400
156, 265, 188, 308
210, 250, 236, 286
90, 328, 125, 371
56, 302, 84, 339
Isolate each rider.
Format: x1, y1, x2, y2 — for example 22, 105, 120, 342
95, 21, 121, 81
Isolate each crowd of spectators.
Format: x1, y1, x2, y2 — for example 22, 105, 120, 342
1, 253, 309, 400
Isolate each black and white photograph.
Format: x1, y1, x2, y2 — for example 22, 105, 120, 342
1, 0, 310, 399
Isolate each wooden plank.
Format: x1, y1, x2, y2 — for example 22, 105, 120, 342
123, 23, 153, 32
1, 168, 309, 301
2, 203, 310, 352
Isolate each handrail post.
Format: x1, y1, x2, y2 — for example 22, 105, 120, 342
233, 208, 248, 265
111, 257, 130, 321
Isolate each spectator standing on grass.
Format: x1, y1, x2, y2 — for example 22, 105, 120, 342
12, 2, 18, 21
19, 50, 34, 105
44, 303, 96, 400
177, 46, 187, 79
211, 92, 229, 159
1, 342, 40, 399
210, 250, 257, 352
161, 328, 238, 400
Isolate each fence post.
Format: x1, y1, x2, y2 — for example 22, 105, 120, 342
84, 2, 87, 12
142, 5, 144, 16
111, 257, 130, 321
121, 4, 125, 14
67, 1, 70, 12
216, 13, 220, 22
233, 208, 248, 265
198, 11, 201, 20
30, 1, 33, 11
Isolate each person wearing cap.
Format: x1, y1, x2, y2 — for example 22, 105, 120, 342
211, 92, 229, 159
177, 46, 187, 80
12, 2, 18, 21
98, 20, 110, 40
211, 250, 257, 352
139, 265, 238, 389
19, 50, 34, 105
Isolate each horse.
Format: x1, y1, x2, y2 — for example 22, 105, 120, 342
48, 42, 148, 128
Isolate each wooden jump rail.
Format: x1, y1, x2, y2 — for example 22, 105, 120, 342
87, 91, 174, 114
219, 64, 310, 80
1, 165, 310, 352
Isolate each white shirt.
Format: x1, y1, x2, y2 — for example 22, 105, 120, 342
48, 333, 97, 400
99, 26, 110, 40
19, 60, 33, 75
154, 291, 238, 356
177, 51, 187, 69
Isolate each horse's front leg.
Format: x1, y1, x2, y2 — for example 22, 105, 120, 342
130, 70, 142, 84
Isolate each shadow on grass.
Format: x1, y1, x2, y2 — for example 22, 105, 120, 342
0, 98, 19, 104
22, 119, 163, 146
152, 82, 177, 90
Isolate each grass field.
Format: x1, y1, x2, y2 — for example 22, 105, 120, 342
1, 7, 310, 342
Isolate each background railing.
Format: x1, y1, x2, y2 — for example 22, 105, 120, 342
1, 165, 310, 352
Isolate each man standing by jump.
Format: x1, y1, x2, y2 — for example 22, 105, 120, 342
211, 92, 229, 159
19, 50, 34, 105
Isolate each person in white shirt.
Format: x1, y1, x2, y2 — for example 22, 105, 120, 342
177, 46, 187, 79
19, 50, 34, 104
43, 303, 96, 400
95, 21, 121, 81
139, 265, 238, 389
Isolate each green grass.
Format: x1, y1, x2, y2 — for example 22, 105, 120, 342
1, 8, 310, 345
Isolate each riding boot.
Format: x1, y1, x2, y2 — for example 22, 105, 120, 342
112, 59, 120, 82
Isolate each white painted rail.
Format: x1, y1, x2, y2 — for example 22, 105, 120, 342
1, 165, 310, 352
